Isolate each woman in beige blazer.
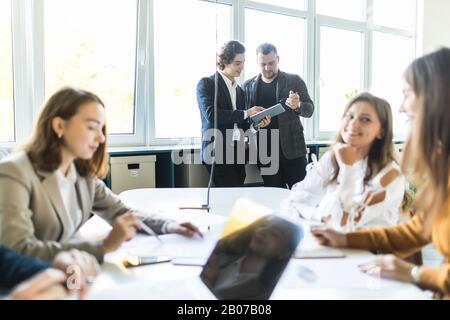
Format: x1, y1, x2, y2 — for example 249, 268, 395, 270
0, 87, 200, 262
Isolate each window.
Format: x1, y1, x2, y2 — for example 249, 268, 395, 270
6, 0, 419, 146
44, 0, 138, 135
251, 0, 305, 10
153, 0, 231, 139
244, 9, 305, 80
0, 0, 14, 142
371, 32, 414, 138
318, 27, 363, 133
316, 0, 365, 21
373, 0, 416, 31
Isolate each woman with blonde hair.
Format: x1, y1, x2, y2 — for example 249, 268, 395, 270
283, 92, 405, 230
0, 87, 200, 262
312, 48, 450, 299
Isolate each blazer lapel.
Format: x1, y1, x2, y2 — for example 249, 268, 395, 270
37, 170, 72, 240
252, 75, 260, 107
216, 72, 233, 109
75, 176, 92, 225
276, 71, 287, 102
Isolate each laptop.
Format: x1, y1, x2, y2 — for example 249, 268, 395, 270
87, 199, 303, 300
200, 212, 303, 300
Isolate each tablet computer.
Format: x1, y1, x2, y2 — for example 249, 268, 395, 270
249, 103, 286, 123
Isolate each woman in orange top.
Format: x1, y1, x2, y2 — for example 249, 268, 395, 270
312, 48, 450, 299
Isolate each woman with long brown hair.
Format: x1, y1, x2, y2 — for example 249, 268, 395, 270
312, 48, 450, 299
283, 92, 405, 230
0, 87, 200, 263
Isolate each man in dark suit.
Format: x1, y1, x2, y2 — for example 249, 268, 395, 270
243, 43, 315, 189
197, 41, 269, 187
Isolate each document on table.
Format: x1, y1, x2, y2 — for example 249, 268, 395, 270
120, 223, 224, 259
294, 226, 345, 259
279, 258, 408, 290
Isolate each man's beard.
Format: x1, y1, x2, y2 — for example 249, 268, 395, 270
264, 70, 277, 79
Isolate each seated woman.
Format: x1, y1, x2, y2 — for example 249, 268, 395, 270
311, 48, 450, 299
0, 87, 200, 263
282, 92, 406, 230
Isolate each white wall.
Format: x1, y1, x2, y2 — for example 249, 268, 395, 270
422, 0, 450, 53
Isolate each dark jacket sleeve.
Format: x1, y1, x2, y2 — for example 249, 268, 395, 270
0, 245, 51, 290
197, 77, 246, 127
292, 75, 314, 118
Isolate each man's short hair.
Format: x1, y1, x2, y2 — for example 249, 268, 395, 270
217, 40, 245, 70
256, 43, 278, 55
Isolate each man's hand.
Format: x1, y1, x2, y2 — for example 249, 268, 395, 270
247, 106, 265, 116
7, 269, 68, 300
257, 116, 271, 129
286, 90, 300, 110
53, 249, 100, 299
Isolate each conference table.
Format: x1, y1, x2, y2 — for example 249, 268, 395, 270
80, 187, 429, 300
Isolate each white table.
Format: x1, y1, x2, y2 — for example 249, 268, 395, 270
82, 188, 428, 300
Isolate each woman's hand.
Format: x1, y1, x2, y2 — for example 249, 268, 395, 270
103, 212, 141, 253
166, 222, 203, 238
359, 254, 415, 283
7, 269, 68, 300
311, 226, 348, 248
53, 249, 100, 299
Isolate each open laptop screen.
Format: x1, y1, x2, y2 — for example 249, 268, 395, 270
200, 214, 303, 300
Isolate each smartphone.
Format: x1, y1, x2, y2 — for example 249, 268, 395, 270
123, 256, 172, 268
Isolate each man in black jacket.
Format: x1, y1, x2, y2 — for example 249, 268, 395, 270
197, 41, 269, 187
243, 43, 314, 189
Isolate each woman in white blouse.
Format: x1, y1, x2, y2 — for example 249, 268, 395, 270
282, 92, 406, 230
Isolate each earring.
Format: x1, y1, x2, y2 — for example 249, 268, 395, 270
57, 133, 62, 139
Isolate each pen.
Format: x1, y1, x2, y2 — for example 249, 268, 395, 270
138, 220, 163, 242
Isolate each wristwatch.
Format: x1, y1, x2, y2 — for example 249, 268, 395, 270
410, 266, 421, 284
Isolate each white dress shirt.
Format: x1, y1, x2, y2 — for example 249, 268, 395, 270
218, 72, 250, 142
55, 163, 82, 234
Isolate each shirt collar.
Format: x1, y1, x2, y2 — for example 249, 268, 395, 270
55, 163, 78, 184
218, 71, 237, 89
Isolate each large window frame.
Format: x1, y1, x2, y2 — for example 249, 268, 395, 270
1, 0, 420, 147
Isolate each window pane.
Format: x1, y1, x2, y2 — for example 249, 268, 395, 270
371, 32, 414, 138
154, 0, 231, 139
245, 9, 305, 80
319, 27, 363, 133
373, 0, 416, 30
44, 0, 137, 134
317, 0, 365, 21
0, 0, 14, 142
251, 0, 305, 10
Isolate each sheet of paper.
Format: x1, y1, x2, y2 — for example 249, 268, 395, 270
279, 258, 408, 290
294, 225, 346, 259
119, 224, 224, 259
